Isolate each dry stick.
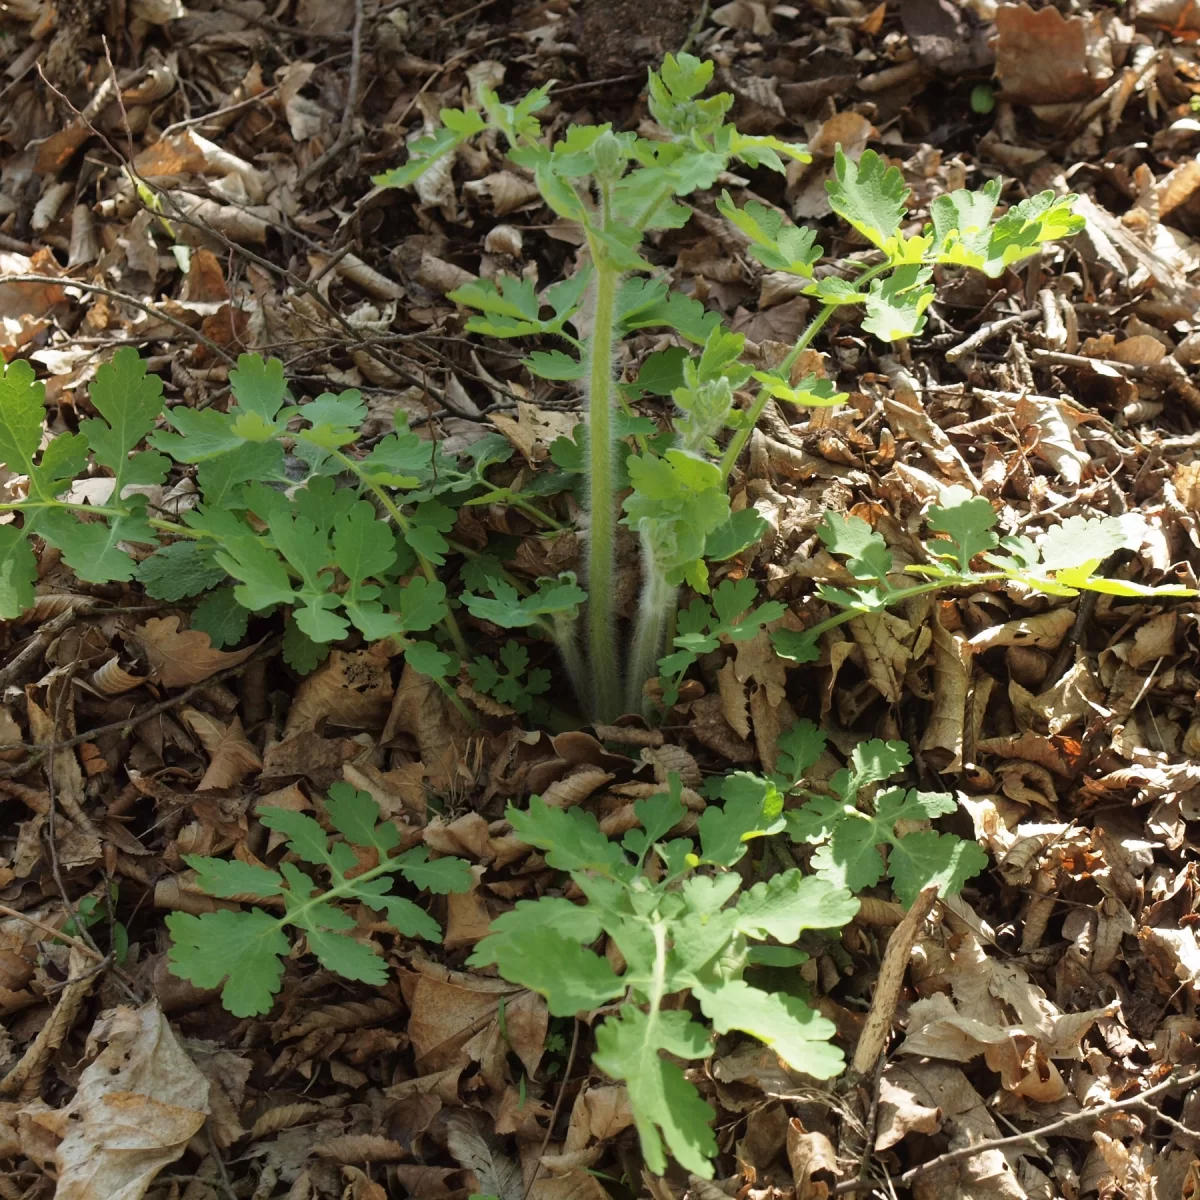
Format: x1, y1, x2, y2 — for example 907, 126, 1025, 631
900, 1068, 1200, 1187
0, 607, 85, 692
944, 309, 1039, 364
0, 902, 107, 963
834, 1051, 889, 1197
522, 1018, 582, 1200
294, 0, 366, 190
850, 885, 939, 1075
159, 83, 282, 138
0, 636, 282, 760
0, 274, 236, 364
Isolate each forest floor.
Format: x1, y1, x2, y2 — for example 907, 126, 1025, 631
3, 1, 1200, 1199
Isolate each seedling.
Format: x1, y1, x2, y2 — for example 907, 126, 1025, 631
166, 784, 471, 1016
469, 776, 859, 1178
468, 639, 551, 716
773, 722, 988, 904
379, 53, 1086, 718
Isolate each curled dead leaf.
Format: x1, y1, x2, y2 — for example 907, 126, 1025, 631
129, 617, 260, 688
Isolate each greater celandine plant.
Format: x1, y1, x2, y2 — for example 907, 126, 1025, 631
378, 53, 1088, 719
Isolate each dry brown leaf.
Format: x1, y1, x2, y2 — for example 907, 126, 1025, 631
181, 709, 262, 791
130, 617, 259, 688
22, 1001, 209, 1200
969, 608, 1075, 653
993, 2, 1111, 104
751, 686, 796, 774
462, 171, 542, 215
848, 612, 912, 702
1128, 610, 1178, 669
445, 1112, 523, 1200
874, 1074, 943, 1150
283, 645, 396, 736
733, 627, 787, 707
541, 766, 614, 809
0, 704, 25, 764
711, 0, 773, 35
920, 611, 971, 772
489, 401, 578, 466
1014, 394, 1087, 485
717, 657, 751, 739
313, 1135, 410, 1161
787, 1118, 840, 1198
399, 955, 546, 1080
383, 661, 473, 793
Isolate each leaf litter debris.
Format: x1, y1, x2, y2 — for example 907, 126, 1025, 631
2, 2, 1200, 1199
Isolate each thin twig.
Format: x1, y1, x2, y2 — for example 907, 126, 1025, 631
0, 607, 86, 692
159, 84, 281, 138
0, 274, 235, 364
522, 1019, 581, 1200
0, 636, 282, 759
294, 0, 366, 189
0, 902, 107, 963
945, 309, 1039, 364
899, 1068, 1200, 1186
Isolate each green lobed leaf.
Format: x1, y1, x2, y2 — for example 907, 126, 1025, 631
282, 619, 330, 674
477, 928, 626, 1016
770, 628, 821, 664
165, 908, 289, 1017
826, 147, 908, 252
303, 928, 389, 984
404, 640, 452, 680
137, 540, 227, 601
716, 191, 822, 276
697, 773, 784, 867
693, 980, 844, 1078
862, 265, 934, 342
591, 1007, 717, 1178
191, 587, 249, 649
0, 359, 44, 477
0, 526, 37, 618
462, 573, 585, 628
81, 348, 167, 494
1035, 514, 1131, 575
323, 782, 391, 851
705, 507, 769, 562
183, 855, 284, 899
257, 806, 330, 865
392, 846, 474, 895
36, 510, 147, 584
925, 486, 998, 572
775, 720, 827, 787
734, 869, 858, 942
507, 796, 630, 878
474, 897, 604, 951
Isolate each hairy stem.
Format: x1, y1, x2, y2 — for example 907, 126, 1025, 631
549, 611, 588, 709
584, 260, 622, 720
627, 550, 676, 714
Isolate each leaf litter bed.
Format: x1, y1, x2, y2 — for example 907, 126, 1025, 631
3, 2, 1200, 1199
